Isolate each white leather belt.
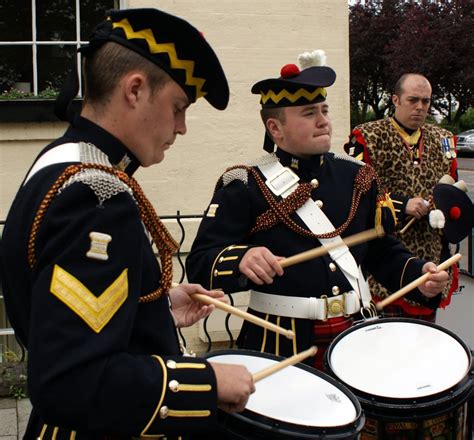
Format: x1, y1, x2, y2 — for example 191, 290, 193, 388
249, 290, 361, 320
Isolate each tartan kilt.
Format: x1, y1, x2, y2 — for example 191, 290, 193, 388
312, 316, 355, 371
378, 304, 436, 323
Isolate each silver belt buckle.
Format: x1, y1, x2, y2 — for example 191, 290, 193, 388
265, 167, 300, 196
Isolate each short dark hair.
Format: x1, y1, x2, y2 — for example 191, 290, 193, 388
260, 107, 286, 125
260, 107, 286, 142
83, 42, 171, 106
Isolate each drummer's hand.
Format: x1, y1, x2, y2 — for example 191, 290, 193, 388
169, 283, 227, 328
211, 362, 256, 413
406, 197, 430, 219
239, 247, 284, 285
418, 262, 449, 298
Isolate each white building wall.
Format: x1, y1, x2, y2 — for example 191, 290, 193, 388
0, 0, 350, 227
0, 1, 350, 355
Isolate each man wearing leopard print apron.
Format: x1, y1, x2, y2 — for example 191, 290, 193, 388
344, 73, 458, 322
187, 55, 449, 370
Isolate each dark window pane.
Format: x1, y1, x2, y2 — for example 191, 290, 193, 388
0, 0, 32, 41
80, 0, 119, 40
37, 45, 76, 92
0, 46, 32, 94
37, 1, 76, 41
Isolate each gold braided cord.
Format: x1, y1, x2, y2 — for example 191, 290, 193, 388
250, 182, 314, 235
28, 164, 178, 303
221, 164, 380, 239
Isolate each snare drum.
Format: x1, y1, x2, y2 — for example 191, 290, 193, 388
206, 349, 365, 439
325, 318, 473, 439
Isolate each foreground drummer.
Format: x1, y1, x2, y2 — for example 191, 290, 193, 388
186, 50, 449, 369
0, 8, 254, 439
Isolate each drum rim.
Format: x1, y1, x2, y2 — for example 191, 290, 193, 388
325, 317, 473, 410
206, 348, 365, 437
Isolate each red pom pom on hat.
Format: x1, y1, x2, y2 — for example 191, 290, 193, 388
280, 64, 300, 78
450, 206, 461, 220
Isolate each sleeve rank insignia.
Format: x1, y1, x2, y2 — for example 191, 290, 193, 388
50, 265, 128, 333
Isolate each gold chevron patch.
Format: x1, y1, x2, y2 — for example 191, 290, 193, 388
50, 265, 128, 333
261, 87, 326, 105
112, 18, 207, 100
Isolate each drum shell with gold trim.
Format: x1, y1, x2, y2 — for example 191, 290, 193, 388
325, 318, 473, 439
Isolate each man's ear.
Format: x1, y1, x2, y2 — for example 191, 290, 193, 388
392, 94, 400, 107
123, 73, 146, 108
266, 118, 282, 141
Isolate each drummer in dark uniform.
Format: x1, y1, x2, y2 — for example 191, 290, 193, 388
186, 50, 449, 369
0, 8, 254, 440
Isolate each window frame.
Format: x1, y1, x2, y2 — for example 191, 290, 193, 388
0, 0, 127, 122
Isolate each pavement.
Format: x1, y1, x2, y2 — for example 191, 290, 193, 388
0, 398, 30, 439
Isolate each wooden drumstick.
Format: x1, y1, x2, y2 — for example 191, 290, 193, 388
253, 346, 318, 383
191, 293, 295, 340
279, 226, 385, 269
400, 198, 433, 234
399, 216, 417, 235
400, 175, 458, 235
376, 253, 462, 310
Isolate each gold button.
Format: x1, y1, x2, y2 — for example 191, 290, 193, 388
159, 406, 169, 419
316, 200, 323, 208
311, 179, 319, 188
169, 380, 179, 392
213, 269, 219, 277
332, 286, 340, 295
329, 299, 343, 315
329, 262, 337, 272
166, 360, 176, 369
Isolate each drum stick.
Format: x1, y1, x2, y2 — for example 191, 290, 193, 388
375, 253, 462, 310
279, 226, 384, 269
191, 293, 295, 340
399, 216, 416, 235
253, 346, 318, 383
400, 199, 432, 235
399, 175, 458, 236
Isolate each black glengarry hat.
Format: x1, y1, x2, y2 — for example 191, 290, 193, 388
252, 50, 336, 151
432, 182, 474, 243
55, 8, 229, 120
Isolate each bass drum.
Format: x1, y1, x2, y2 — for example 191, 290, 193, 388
206, 349, 365, 439
325, 318, 473, 439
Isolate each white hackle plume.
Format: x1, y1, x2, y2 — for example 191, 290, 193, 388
429, 209, 445, 229
298, 49, 327, 69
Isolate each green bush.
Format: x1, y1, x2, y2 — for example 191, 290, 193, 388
350, 106, 377, 128
459, 108, 474, 131
0, 85, 59, 100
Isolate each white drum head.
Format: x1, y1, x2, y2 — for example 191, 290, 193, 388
209, 353, 358, 427
329, 321, 471, 399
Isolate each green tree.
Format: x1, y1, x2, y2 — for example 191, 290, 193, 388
349, 0, 474, 127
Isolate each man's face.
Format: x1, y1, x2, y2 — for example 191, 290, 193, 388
275, 102, 332, 158
392, 75, 432, 130
131, 79, 190, 167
